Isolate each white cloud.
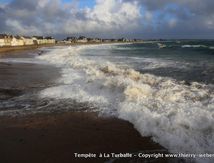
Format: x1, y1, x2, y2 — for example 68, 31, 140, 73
61, 0, 141, 36
38, 0, 49, 8
6, 19, 41, 35
0, 0, 214, 38
1, 0, 141, 37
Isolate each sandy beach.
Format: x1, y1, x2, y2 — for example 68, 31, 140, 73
0, 48, 169, 163
0, 42, 125, 54
0, 112, 168, 163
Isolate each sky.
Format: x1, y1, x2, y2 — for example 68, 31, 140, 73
0, 0, 214, 39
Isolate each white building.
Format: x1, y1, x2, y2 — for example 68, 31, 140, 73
0, 37, 5, 47
0, 34, 12, 46
45, 37, 55, 44
22, 36, 34, 45
77, 36, 88, 43
32, 36, 55, 44
32, 36, 45, 45
88, 38, 102, 43
11, 36, 24, 46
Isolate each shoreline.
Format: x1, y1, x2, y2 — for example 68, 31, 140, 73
0, 44, 55, 53
0, 46, 169, 163
0, 42, 135, 54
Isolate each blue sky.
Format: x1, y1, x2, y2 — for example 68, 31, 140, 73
1, 0, 95, 7
77, 0, 95, 8
0, 0, 213, 39
1, 0, 12, 3
70, 0, 95, 8
61, 0, 95, 9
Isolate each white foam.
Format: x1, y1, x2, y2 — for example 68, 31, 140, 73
182, 45, 208, 48
38, 44, 214, 163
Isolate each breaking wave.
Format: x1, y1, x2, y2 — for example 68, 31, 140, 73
38, 44, 214, 163
182, 45, 208, 48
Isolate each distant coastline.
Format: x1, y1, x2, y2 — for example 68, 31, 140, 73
0, 41, 136, 54
0, 34, 143, 53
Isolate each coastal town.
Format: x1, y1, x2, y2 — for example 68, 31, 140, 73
0, 34, 140, 47
0, 34, 55, 47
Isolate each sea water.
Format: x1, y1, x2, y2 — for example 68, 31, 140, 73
1, 41, 214, 163
37, 41, 214, 163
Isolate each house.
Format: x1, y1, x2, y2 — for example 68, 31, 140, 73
32, 37, 39, 45
11, 36, 24, 46
41, 38, 47, 44
87, 38, 102, 43
0, 34, 13, 46
66, 37, 77, 43
59, 40, 71, 44
11, 36, 18, 46
32, 36, 45, 44
77, 36, 88, 43
22, 36, 34, 45
32, 36, 55, 45
45, 37, 55, 44
0, 34, 6, 47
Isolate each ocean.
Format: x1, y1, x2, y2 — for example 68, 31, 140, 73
1, 40, 214, 163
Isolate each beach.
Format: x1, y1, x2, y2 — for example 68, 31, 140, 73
0, 48, 168, 163
32, 42, 213, 163
0, 42, 127, 54
1, 41, 213, 163
1, 0, 213, 162
0, 112, 167, 163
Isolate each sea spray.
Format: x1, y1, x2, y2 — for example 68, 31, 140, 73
38, 44, 214, 163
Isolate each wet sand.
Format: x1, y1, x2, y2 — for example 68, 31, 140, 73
0, 44, 55, 53
0, 112, 169, 163
0, 49, 169, 163
0, 42, 126, 54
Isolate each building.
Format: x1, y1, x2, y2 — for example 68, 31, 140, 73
45, 37, 55, 44
32, 36, 45, 44
77, 36, 88, 43
32, 36, 55, 45
66, 36, 77, 43
32, 37, 39, 45
0, 34, 13, 46
22, 36, 34, 45
0, 34, 56, 47
87, 38, 102, 43
102, 39, 111, 43
11, 36, 24, 46
11, 36, 18, 46
0, 34, 5, 47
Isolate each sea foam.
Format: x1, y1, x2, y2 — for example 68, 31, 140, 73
182, 45, 208, 48
38, 44, 214, 163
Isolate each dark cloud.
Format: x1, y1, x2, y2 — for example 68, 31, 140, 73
132, 0, 214, 38
8, 0, 37, 11
0, 0, 213, 39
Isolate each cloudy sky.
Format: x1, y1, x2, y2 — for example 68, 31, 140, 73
0, 0, 214, 39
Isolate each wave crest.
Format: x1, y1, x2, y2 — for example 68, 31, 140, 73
38, 45, 214, 163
